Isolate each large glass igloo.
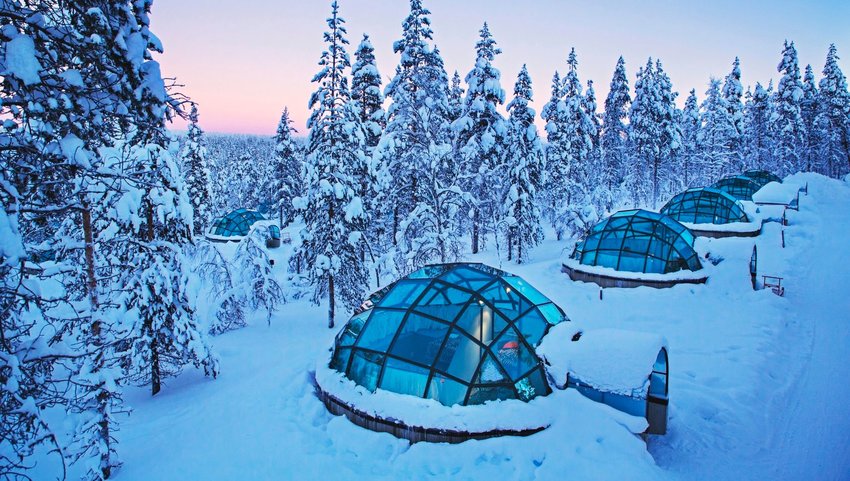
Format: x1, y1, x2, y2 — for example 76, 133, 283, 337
711, 175, 761, 201
741, 169, 782, 189
329, 263, 568, 407
570, 209, 702, 275
207, 208, 266, 240
660, 187, 749, 225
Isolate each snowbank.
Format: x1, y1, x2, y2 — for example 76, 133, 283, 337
562, 258, 709, 282
752, 181, 800, 206
539, 324, 667, 397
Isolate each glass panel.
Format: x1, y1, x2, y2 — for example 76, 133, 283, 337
493, 327, 537, 381
379, 280, 429, 308
467, 385, 515, 404
649, 372, 667, 397
388, 313, 450, 366
426, 373, 469, 407
438, 266, 494, 291
379, 357, 431, 397
502, 276, 549, 305
454, 303, 496, 344
514, 308, 549, 346
408, 265, 446, 279
436, 328, 482, 382
536, 302, 565, 326
479, 281, 530, 320
337, 310, 370, 347
348, 350, 384, 391
478, 351, 508, 383
356, 308, 403, 352
330, 347, 351, 372
595, 251, 619, 269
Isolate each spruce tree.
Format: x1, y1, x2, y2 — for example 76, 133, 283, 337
453, 22, 508, 253
267, 107, 302, 227
541, 70, 564, 224
817, 44, 850, 177
742, 82, 776, 171
182, 104, 213, 236
503, 65, 544, 263
448, 70, 465, 122
679, 89, 701, 187
600, 57, 631, 205
722, 57, 745, 169
351, 34, 386, 150
800, 64, 821, 173
293, 1, 368, 328
699, 78, 737, 182
771, 41, 807, 176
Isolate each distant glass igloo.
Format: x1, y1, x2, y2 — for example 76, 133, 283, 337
564, 209, 705, 288
328, 263, 568, 407
207, 208, 266, 241
741, 170, 782, 189
711, 175, 761, 201
661, 187, 749, 225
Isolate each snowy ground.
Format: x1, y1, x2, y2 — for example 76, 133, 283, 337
33, 174, 850, 480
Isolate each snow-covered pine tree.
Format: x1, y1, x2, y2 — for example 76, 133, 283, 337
453, 22, 508, 254
376, 0, 465, 273
771, 41, 807, 176
541, 70, 564, 224
187, 239, 246, 334
293, 1, 368, 328
448, 70, 465, 122
742, 82, 776, 171
721, 57, 745, 170
800, 64, 822, 173
552, 48, 597, 239
583, 79, 609, 212
678, 89, 701, 187
351, 34, 386, 150
817, 44, 850, 177
628, 59, 681, 207
234, 229, 285, 324
182, 103, 213, 236
698, 78, 737, 182
503, 65, 544, 263
267, 107, 301, 227
600, 56, 631, 207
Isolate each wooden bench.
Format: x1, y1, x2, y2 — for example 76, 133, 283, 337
763, 275, 785, 296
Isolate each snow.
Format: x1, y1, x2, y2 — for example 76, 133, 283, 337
562, 257, 710, 282
679, 220, 761, 234
752, 181, 801, 205
4, 34, 42, 85
539, 325, 667, 396
28, 173, 850, 481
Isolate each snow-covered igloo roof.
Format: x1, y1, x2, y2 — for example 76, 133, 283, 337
207, 208, 266, 240
711, 175, 762, 201
742, 169, 782, 189
329, 263, 568, 407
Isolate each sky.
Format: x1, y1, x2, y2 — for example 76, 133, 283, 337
150, 0, 850, 136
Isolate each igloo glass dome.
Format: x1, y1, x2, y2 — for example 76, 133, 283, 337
711, 175, 761, 201
741, 169, 782, 189
570, 209, 702, 274
207, 208, 266, 240
660, 187, 749, 225
330, 263, 568, 407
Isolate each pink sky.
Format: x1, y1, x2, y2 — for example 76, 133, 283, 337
151, 0, 850, 136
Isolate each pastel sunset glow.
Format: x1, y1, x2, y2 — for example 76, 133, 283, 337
151, 0, 850, 135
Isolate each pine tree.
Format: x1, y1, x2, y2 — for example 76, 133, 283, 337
351, 34, 386, 150
817, 44, 850, 177
583, 79, 608, 211
800, 64, 821, 173
721, 57, 745, 170
453, 22, 508, 253
699, 78, 738, 182
600, 57, 631, 205
267, 107, 302, 227
742, 82, 776, 171
678, 89, 701, 187
293, 1, 368, 328
771, 41, 807, 176
541, 70, 564, 224
448, 70, 465, 122
182, 104, 213, 236
503, 65, 544, 263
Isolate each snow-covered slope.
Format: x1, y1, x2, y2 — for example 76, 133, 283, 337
34, 173, 849, 480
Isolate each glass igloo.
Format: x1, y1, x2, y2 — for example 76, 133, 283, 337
329, 263, 568, 407
660, 187, 749, 225
711, 175, 761, 201
207, 208, 266, 240
570, 209, 702, 274
742, 170, 782, 189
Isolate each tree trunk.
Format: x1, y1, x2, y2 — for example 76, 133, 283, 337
392, 205, 398, 246
151, 336, 161, 396
472, 209, 480, 254
507, 231, 513, 262
517, 233, 523, 264
328, 274, 335, 329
